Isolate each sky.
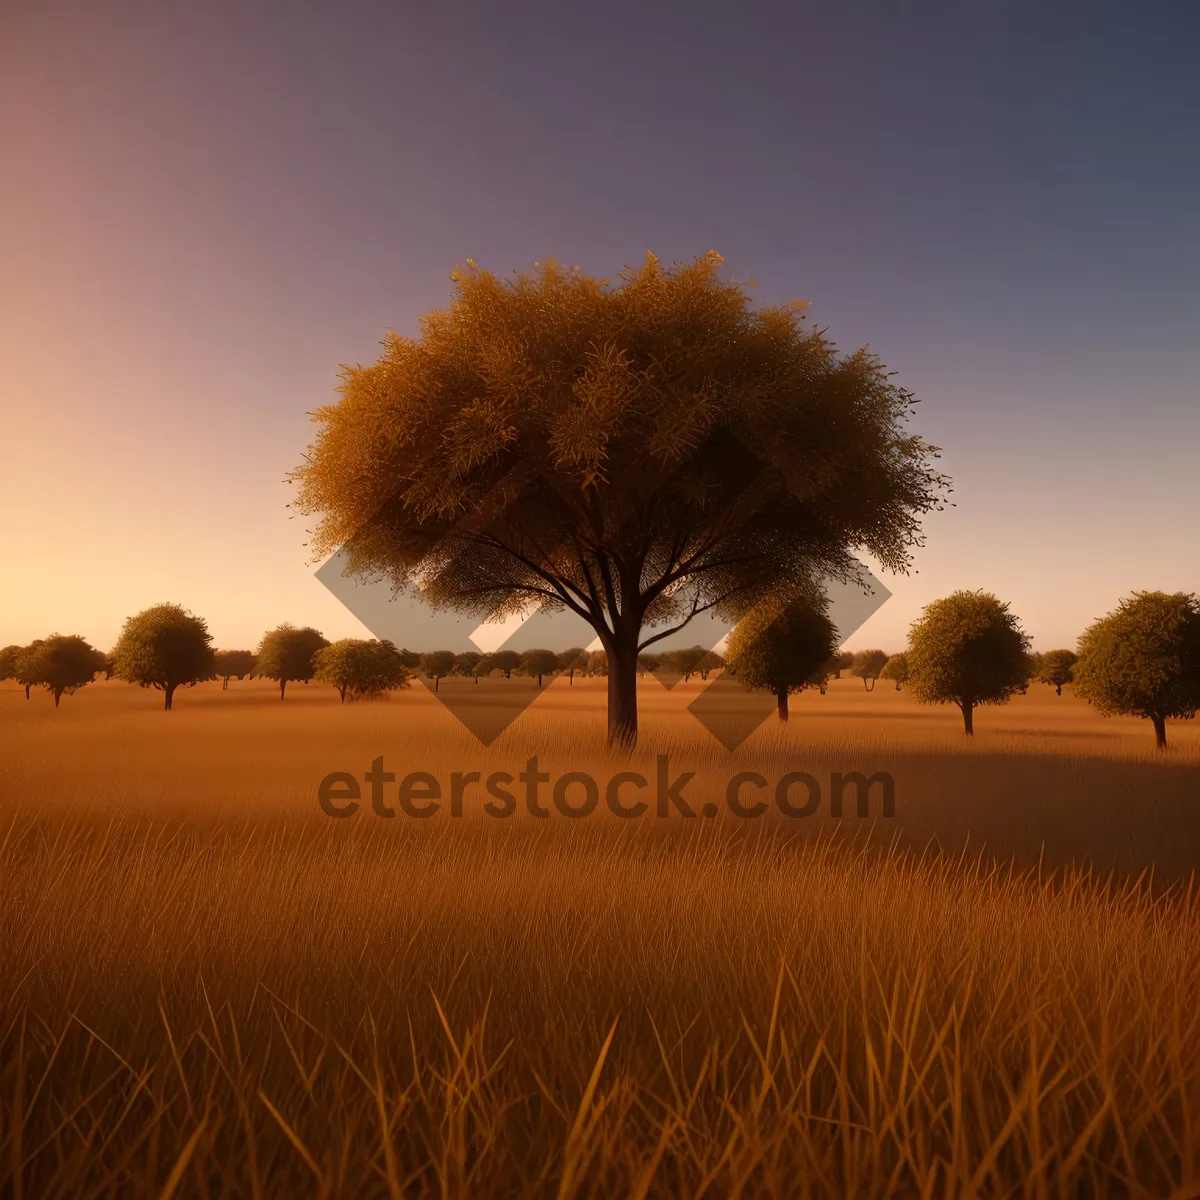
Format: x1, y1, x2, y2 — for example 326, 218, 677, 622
2, 0, 1197, 654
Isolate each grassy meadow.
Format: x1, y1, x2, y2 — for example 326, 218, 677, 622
2, 674, 1199, 1196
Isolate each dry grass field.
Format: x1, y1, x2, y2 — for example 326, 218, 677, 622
2, 674, 1199, 1196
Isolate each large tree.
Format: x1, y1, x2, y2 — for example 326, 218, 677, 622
313, 638, 412, 702
256, 625, 329, 698
294, 253, 948, 746
724, 596, 837, 721
20, 634, 107, 707
907, 591, 1030, 734
110, 604, 216, 710
1074, 591, 1200, 749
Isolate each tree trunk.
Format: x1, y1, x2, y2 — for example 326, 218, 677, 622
1055, 684, 1062, 696
777, 687, 789, 722
339, 686, 346, 703
280, 679, 286, 700
164, 684, 176, 711
24, 683, 30, 699
434, 676, 439, 692
862, 676, 868, 690
606, 640, 639, 748
569, 668, 574, 685
54, 688, 62, 708
960, 699, 974, 735
1152, 714, 1167, 750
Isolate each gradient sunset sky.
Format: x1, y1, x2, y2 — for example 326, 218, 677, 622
3, 0, 1197, 653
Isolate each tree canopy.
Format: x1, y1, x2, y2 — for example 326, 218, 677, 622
214, 649, 256, 689
881, 651, 909, 690
110, 604, 216, 710
255, 625, 329, 698
20, 634, 107, 707
293, 252, 948, 745
1074, 591, 1200, 749
907, 591, 1030, 734
724, 597, 837, 721
312, 638, 412, 702
851, 649, 889, 691
520, 648, 558, 686
419, 650, 456, 690
1037, 649, 1077, 696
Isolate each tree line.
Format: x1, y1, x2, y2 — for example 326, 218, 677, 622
4, 589, 1197, 747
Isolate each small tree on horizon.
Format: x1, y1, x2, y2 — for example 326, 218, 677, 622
255, 625, 329, 699
1074, 591, 1200, 749
491, 650, 522, 679
907, 591, 1030, 735
313, 638, 412, 702
453, 650, 483, 681
419, 650, 456, 691
851, 649, 889, 691
0, 644, 24, 692
724, 597, 837, 722
520, 648, 559, 687
110, 604, 216, 710
1037, 649, 1077, 695
13, 641, 46, 700
557, 647, 587, 685
21, 635, 107, 707
214, 649, 256, 690
881, 651, 909, 691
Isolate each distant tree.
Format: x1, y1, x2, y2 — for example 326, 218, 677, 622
1035, 649, 1077, 695
453, 650, 482, 680
395, 647, 422, 669
0, 645, 22, 688
520, 648, 559, 687
255, 625, 329, 699
491, 650, 522, 679
1075, 591, 1200, 750
10, 641, 47, 699
696, 649, 724, 680
881, 652, 909, 691
21, 634, 107, 707
832, 651, 855, 679
907, 591, 1030, 735
111, 604, 217, 710
725, 598, 837, 722
419, 649, 456, 691
1020, 651, 1043, 693
585, 649, 608, 678
851, 649, 889, 691
557, 647, 587, 685
313, 638, 412, 702
213, 649, 256, 690
472, 654, 495, 682
636, 651, 661, 676
292, 253, 948, 747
